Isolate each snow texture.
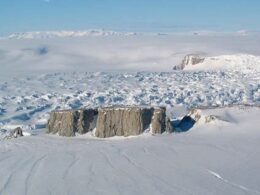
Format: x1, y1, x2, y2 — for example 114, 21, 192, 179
0, 33, 260, 194
0, 106, 260, 195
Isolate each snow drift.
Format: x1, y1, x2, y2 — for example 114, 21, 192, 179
0, 106, 260, 195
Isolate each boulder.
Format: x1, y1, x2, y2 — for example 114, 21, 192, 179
10, 127, 23, 138
47, 108, 98, 137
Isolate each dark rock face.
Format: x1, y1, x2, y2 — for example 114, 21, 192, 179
10, 127, 23, 138
95, 107, 153, 138
77, 109, 98, 134
180, 54, 205, 69
47, 109, 98, 136
151, 107, 166, 134
166, 118, 174, 133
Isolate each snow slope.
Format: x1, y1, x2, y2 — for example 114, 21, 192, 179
0, 106, 260, 195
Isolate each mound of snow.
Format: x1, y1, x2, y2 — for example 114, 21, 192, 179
182, 54, 260, 72
174, 109, 220, 132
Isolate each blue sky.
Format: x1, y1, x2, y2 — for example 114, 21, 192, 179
0, 0, 260, 35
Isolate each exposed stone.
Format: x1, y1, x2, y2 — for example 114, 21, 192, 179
166, 117, 174, 133
10, 127, 23, 138
48, 106, 168, 138
180, 54, 205, 69
95, 106, 154, 138
151, 107, 166, 134
187, 109, 202, 122
205, 115, 217, 123
77, 109, 98, 134
47, 108, 98, 137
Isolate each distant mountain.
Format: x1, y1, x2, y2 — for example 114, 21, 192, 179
177, 54, 260, 72
4, 30, 137, 39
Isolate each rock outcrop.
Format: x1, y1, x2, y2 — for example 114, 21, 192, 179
48, 106, 168, 138
95, 106, 168, 138
47, 108, 98, 136
151, 107, 166, 134
95, 106, 153, 138
10, 127, 23, 138
180, 54, 205, 69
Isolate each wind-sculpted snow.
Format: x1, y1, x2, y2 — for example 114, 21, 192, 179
0, 71, 259, 134
0, 107, 260, 195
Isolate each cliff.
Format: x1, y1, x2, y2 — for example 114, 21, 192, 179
48, 106, 169, 138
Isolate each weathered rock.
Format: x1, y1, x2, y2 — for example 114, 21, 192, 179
151, 107, 166, 134
95, 106, 153, 138
77, 109, 98, 134
48, 110, 78, 136
205, 115, 217, 123
188, 109, 202, 122
10, 127, 23, 138
180, 54, 205, 69
48, 106, 168, 138
95, 106, 168, 138
166, 117, 174, 133
48, 108, 98, 137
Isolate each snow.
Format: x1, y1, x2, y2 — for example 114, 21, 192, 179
0, 106, 260, 195
0, 33, 260, 194
183, 54, 260, 72
0, 71, 259, 135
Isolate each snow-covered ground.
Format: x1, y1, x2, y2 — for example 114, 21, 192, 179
0, 33, 260, 194
183, 54, 260, 72
0, 106, 260, 195
0, 71, 259, 135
